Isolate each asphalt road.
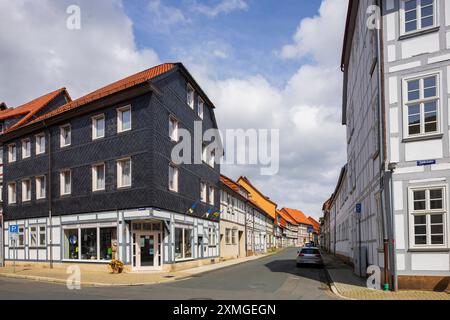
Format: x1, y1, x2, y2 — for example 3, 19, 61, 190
0, 247, 336, 300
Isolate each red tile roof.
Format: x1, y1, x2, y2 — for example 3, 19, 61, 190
307, 217, 320, 233
7, 63, 177, 133
282, 208, 311, 226
278, 209, 298, 225
277, 210, 287, 228
0, 88, 69, 130
220, 174, 240, 194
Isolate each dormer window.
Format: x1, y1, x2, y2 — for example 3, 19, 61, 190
187, 84, 194, 109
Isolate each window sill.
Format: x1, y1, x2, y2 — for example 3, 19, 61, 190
407, 247, 449, 252
398, 26, 440, 41
402, 133, 443, 143
175, 258, 194, 263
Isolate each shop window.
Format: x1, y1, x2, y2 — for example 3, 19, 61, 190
175, 227, 192, 260
81, 228, 97, 260
100, 227, 116, 260
64, 229, 79, 260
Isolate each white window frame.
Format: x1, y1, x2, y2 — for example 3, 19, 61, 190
117, 158, 132, 188
187, 84, 195, 109
117, 105, 132, 133
92, 163, 106, 192
169, 164, 178, 192
22, 138, 31, 159
208, 185, 214, 205
408, 185, 447, 249
400, 0, 438, 36
36, 175, 46, 199
60, 169, 72, 196
60, 124, 71, 148
8, 144, 16, 163
92, 114, 105, 140
29, 225, 46, 248
208, 227, 217, 246
21, 178, 31, 202
174, 227, 193, 261
17, 226, 25, 247
198, 97, 204, 119
402, 71, 441, 139
200, 182, 207, 203
169, 116, 179, 142
35, 133, 46, 155
8, 182, 16, 205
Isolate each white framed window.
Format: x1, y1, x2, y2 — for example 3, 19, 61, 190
35, 133, 46, 155
208, 227, 217, 246
169, 116, 179, 142
208, 185, 214, 205
208, 149, 215, 167
117, 158, 131, 188
8, 182, 16, 204
225, 228, 231, 245
400, 0, 437, 35
232, 229, 237, 245
60, 124, 71, 147
22, 138, 31, 159
36, 176, 46, 199
92, 114, 105, 140
202, 145, 207, 163
21, 179, 31, 202
60, 170, 72, 196
117, 106, 131, 133
18, 226, 25, 247
30, 225, 46, 247
187, 84, 194, 109
8, 144, 16, 163
92, 163, 106, 191
200, 182, 207, 202
409, 186, 446, 248
198, 97, 204, 119
175, 227, 193, 260
169, 164, 178, 192
403, 73, 440, 138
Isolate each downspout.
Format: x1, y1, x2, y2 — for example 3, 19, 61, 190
44, 122, 53, 269
375, 0, 394, 291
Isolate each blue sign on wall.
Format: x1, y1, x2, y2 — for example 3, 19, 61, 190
9, 225, 19, 233
356, 203, 362, 214
417, 159, 436, 166
307, 225, 313, 233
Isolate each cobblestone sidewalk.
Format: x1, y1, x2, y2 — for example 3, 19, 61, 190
323, 253, 450, 300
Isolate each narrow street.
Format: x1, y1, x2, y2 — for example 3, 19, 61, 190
0, 248, 336, 300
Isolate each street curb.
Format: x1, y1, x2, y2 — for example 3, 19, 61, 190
0, 249, 284, 287
323, 267, 355, 301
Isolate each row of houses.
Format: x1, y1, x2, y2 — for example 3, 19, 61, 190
321, 0, 450, 292
0, 62, 319, 272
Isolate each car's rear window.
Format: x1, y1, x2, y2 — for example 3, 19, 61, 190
301, 249, 320, 255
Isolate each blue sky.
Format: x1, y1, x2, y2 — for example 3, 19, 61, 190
124, 0, 322, 87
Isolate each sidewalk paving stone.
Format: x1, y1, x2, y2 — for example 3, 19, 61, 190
322, 252, 450, 300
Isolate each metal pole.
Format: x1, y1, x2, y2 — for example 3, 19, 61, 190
359, 217, 362, 277
13, 239, 16, 273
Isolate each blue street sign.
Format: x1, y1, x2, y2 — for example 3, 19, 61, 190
356, 203, 362, 214
417, 159, 436, 166
307, 225, 313, 233
9, 225, 19, 233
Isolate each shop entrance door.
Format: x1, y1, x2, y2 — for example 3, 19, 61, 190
133, 231, 160, 271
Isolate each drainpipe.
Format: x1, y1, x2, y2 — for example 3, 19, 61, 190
44, 122, 53, 269
375, 0, 394, 291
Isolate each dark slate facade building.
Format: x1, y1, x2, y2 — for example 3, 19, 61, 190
0, 63, 221, 271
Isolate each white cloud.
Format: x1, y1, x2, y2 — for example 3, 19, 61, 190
193, 0, 248, 18
184, 0, 348, 219
147, 0, 190, 32
278, 0, 348, 66
0, 0, 160, 107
